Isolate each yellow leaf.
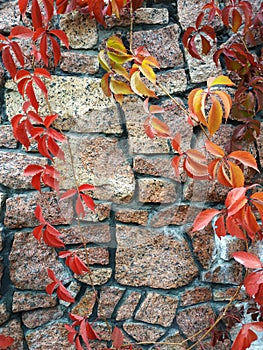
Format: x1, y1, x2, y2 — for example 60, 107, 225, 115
130, 71, 157, 97
112, 63, 130, 81
110, 78, 133, 95
108, 52, 133, 64
189, 88, 208, 126
106, 36, 127, 54
207, 95, 223, 136
139, 61, 156, 84
229, 161, 245, 187
207, 75, 235, 88
98, 50, 110, 72
114, 94, 124, 104
143, 56, 160, 69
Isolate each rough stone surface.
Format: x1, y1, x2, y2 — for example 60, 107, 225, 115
135, 292, 178, 327
0, 152, 47, 189
0, 302, 10, 325
0, 193, 6, 216
188, 225, 216, 269
60, 12, 98, 49
54, 104, 122, 134
116, 225, 198, 289
82, 203, 111, 222
71, 289, 96, 317
217, 236, 246, 261
202, 261, 243, 285
61, 224, 111, 244
5, 76, 114, 124
133, 156, 177, 180
115, 209, 148, 225
56, 136, 135, 203
138, 178, 177, 203
213, 287, 247, 301
123, 322, 166, 342
22, 307, 63, 328
0, 0, 20, 33
26, 322, 75, 349
0, 125, 17, 148
150, 205, 201, 228
116, 291, 141, 321
0, 319, 24, 350
76, 267, 112, 285
154, 69, 188, 95
123, 99, 169, 154
60, 51, 99, 74
106, 8, 169, 27
98, 287, 124, 318
131, 25, 184, 68
176, 305, 215, 339
180, 286, 212, 307
160, 329, 187, 350
4, 192, 73, 228
184, 37, 221, 83
12, 291, 57, 312
75, 247, 109, 265
9, 231, 70, 290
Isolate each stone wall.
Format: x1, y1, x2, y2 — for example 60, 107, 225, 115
0, 0, 262, 349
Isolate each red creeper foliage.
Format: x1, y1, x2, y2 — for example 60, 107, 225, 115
46, 268, 75, 303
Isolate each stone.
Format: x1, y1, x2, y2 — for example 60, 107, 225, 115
116, 291, 141, 321
22, 307, 63, 328
123, 322, 166, 342
0, 257, 3, 289
76, 267, 112, 285
0, 302, 10, 325
213, 287, 247, 301
71, 288, 96, 317
0, 65, 4, 87
105, 8, 169, 27
133, 156, 177, 180
9, 231, 70, 290
135, 292, 178, 327
56, 136, 135, 203
184, 38, 221, 83
202, 261, 243, 285
0, 0, 20, 33
138, 178, 177, 203
188, 225, 216, 269
0, 319, 24, 350
115, 225, 198, 289
61, 224, 111, 245
4, 192, 74, 228
154, 70, 188, 96
26, 322, 74, 349
5, 76, 114, 125
74, 247, 109, 265
196, 338, 231, 350
60, 51, 99, 74
60, 12, 98, 49
150, 205, 201, 228
160, 329, 187, 350
176, 305, 215, 340
0, 125, 17, 148
217, 236, 246, 261
122, 99, 169, 154
0, 152, 47, 189
0, 193, 6, 217
12, 291, 57, 312
98, 287, 124, 318
180, 286, 212, 307
59, 280, 81, 308
131, 25, 184, 68
115, 209, 148, 226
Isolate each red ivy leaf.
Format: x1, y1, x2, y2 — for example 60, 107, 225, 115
233, 252, 263, 269
111, 327, 124, 349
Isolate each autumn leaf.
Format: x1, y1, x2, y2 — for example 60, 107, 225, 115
233, 252, 263, 269
192, 208, 220, 231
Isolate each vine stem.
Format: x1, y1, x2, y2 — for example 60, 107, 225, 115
45, 97, 112, 335
129, 0, 134, 54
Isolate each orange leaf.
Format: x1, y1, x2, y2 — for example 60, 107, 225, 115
228, 151, 259, 172
228, 161, 245, 187
205, 140, 225, 157
207, 95, 223, 135
150, 116, 170, 138
192, 208, 220, 231
213, 90, 232, 121
188, 88, 208, 126
225, 186, 247, 216
217, 163, 233, 187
